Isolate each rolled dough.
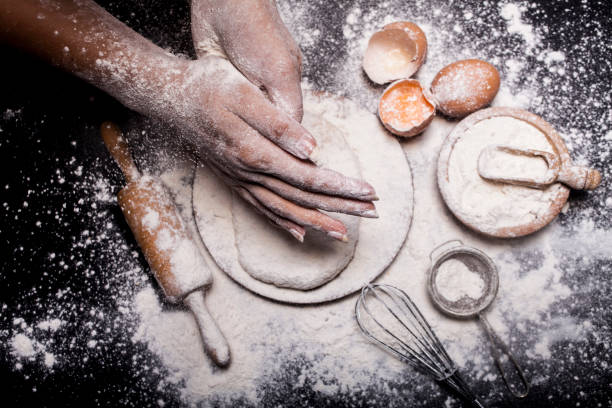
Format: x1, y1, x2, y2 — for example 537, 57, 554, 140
192, 92, 413, 304
232, 113, 361, 290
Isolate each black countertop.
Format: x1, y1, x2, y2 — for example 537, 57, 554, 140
1, 0, 610, 407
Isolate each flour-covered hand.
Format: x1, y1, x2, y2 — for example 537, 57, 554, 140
191, 0, 304, 121
165, 57, 378, 242
0, 0, 377, 242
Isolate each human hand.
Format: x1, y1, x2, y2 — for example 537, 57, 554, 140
188, 1, 378, 242
0, 0, 377, 243
162, 56, 377, 242
191, 0, 304, 121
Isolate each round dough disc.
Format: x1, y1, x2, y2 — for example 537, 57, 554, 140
232, 112, 361, 290
193, 92, 413, 304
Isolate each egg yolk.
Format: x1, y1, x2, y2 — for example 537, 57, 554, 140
379, 81, 434, 130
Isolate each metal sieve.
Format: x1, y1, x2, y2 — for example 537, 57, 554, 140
428, 240, 530, 399
428, 240, 499, 318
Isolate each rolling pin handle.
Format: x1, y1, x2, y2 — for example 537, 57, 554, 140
184, 290, 231, 367
100, 122, 140, 184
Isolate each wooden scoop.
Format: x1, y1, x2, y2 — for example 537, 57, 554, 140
100, 122, 230, 367
478, 144, 602, 190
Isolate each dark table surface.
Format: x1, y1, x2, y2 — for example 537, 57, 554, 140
1, 0, 610, 407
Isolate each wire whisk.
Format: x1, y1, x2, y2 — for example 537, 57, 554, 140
355, 284, 485, 407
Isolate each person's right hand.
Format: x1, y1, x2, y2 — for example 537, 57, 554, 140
0, 0, 377, 243
163, 56, 377, 242
185, 1, 380, 242
164, 56, 377, 241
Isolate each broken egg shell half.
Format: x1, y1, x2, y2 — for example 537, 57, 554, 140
430, 59, 500, 118
383, 21, 427, 69
378, 79, 436, 137
363, 23, 427, 85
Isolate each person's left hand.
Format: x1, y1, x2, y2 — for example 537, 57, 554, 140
191, 0, 304, 121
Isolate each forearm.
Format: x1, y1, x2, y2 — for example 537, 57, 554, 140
0, 0, 184, 118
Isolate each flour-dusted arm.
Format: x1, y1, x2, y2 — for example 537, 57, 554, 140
0, 0, 378, 242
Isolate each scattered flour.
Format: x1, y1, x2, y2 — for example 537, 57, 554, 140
44, 352, 57, 368
500, 3, 537, 49
1, 0, 610, 406
142, 208, 160, 230
11, 333, 36, 358
36, 318, 64, 332
11, 330, 58, 369
168, 237, 211, 291
129, 100, 599, 405
122, 2, 611, 404
527, 317, 587, 360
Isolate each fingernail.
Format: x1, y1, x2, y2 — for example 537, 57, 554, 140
289, 228, 304, 242
309, 145, 322, 166
361, 191, 379, 201
362, 209, 379, 218
328, 231, 348, 242
357, 184, 378, 201
295, 137, 316, 159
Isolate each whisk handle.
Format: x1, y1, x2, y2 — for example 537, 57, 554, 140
442, 371, 486, 408
478, 314, 530, 398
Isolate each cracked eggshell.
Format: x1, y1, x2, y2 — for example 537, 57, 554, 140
362, 22, 427, 85
383, 21, 427, 70
378, 79, 436, 137
430, 59, 500, 118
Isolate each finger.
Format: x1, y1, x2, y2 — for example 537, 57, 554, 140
256, 0, 304, 122
234, 170, 378, 218
207, 162, 305, 242
264, 69, 304, 123
211, 161, 348, 242
267, 158, 379, 202
233, 186, 305, 243
261, 10, 304, 122
224, 114, 378, 201
231, 84, 315, 160
245, 184, 349, 242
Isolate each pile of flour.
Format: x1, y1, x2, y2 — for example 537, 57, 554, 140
9, 318, 63, 370
436, 259, 485, 302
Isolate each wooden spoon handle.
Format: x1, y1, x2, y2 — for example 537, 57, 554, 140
100, 122, 140, 184
557, 165, 602, 190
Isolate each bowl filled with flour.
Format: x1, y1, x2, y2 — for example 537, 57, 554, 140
437, 107, 576, 238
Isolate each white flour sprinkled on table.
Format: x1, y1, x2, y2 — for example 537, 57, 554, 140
127, 94, 607, 404
1, 0, 611, 406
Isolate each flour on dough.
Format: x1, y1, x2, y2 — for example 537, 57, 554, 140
232, 111, 362, 290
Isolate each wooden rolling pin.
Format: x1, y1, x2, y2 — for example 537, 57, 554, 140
101, 122, 230, 367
